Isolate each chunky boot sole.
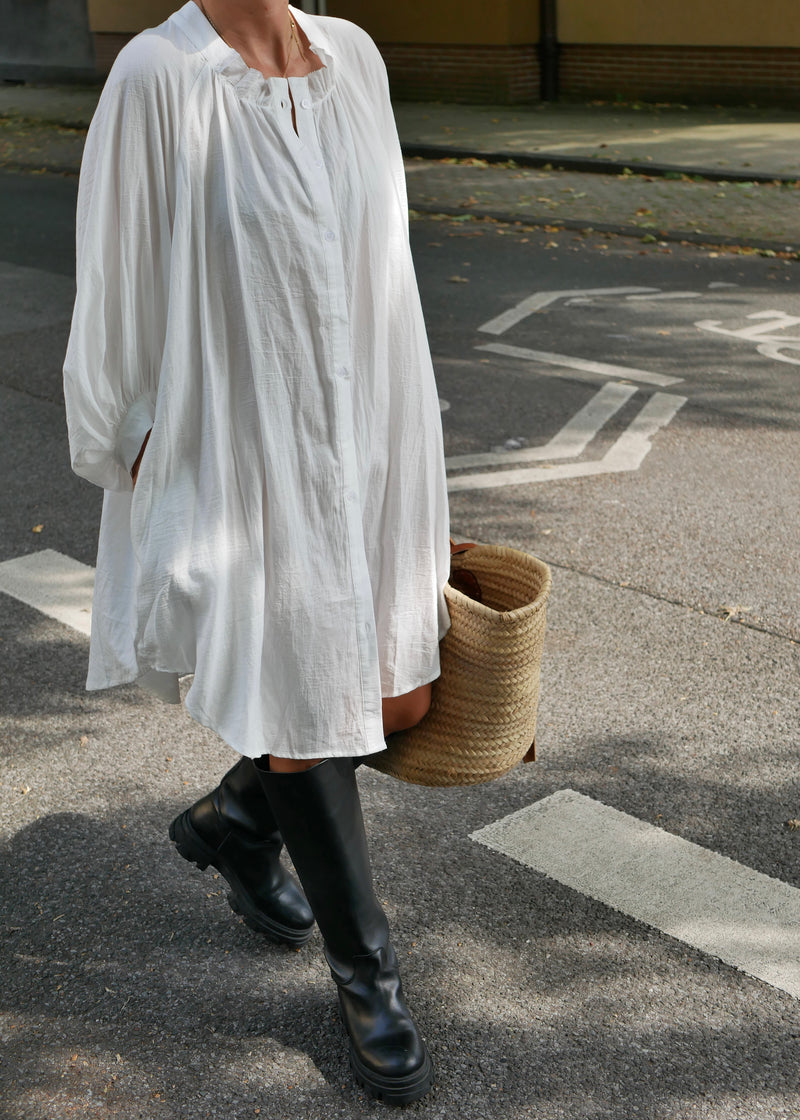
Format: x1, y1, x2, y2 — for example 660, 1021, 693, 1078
169, 810, 315, 947
348, 1039, 433, 1106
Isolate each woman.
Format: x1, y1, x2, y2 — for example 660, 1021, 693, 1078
63, 0, 450, 1106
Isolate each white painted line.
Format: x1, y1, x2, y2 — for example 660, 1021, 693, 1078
478, 287, 660, 335
696, 311, 800, 343
602, 391, 687, 471
758, 343, 800, 366
447, 392, 686, 491
0, 550, 94, 636
626, 291, 702, 301
471, 789, 800, 1000
445, 382, 637, 471
476, 342, 683, 388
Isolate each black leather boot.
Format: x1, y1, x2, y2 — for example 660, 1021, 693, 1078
169, 758, 315, 946
255, 756, 433, 1106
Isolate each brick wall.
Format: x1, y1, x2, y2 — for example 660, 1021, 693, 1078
91, 33, 539, 103
91, 35, 798, 108
93, 32, 135, 73
561, 45, 800, 106
379, 43, 540, 104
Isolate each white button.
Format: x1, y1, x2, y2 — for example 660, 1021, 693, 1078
345, 488, 358, 503
337, 366, 350, 379
324, 230, 336, 242
301, 98, 311, 109
280, 99, 287, 109
314, 159, 323, 168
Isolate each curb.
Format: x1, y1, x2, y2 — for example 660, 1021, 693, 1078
2, 143, 796, 190
402, 143, 800, 186
407, 202, 800, 255
0, 160, 81, 177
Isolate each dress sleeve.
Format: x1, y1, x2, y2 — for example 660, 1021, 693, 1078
372, 50, 410, 220
63, 62, 175, 492
342, 23, 409, 220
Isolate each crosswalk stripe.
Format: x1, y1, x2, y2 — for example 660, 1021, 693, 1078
471, 789, 800, 1000
0, 549, 94, 636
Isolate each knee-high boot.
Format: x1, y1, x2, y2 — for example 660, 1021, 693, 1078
169, 757, 315, 946
254, 756, 433, 1106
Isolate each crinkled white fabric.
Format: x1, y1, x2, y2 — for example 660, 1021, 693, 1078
63, 2, 451, 760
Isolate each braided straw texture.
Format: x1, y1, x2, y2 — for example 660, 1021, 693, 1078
366, 545, 552, 787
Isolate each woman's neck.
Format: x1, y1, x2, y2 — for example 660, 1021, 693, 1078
197, 0, 299, 75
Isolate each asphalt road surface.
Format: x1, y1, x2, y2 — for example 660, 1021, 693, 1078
1, 173, 799, 1120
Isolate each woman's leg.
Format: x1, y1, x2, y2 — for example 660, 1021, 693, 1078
267, 683, 432, 771
254, 756, 433, 1104
268, 756, 323, 773
381, 682, 432, 737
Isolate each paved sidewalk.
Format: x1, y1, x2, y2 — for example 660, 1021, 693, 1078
1, 85, 798, 251
394, 102, 800, 182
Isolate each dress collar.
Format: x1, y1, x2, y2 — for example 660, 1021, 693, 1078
173, 2, 336, 103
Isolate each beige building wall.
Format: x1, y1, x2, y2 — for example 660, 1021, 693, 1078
87, 0, 798, 48
88, 0, 182, 33
559, 0, 800, 48
88, 0, 538, 43
85, 1, 799, 105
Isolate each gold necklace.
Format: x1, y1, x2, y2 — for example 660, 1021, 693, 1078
198, 1, 305, 78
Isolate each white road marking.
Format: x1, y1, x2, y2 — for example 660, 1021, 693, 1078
626, 291, 702, 301
447, 392, 686, 491
476, 342, 683, 388
447, 284, 698, 492
445, 381, 637, 471
758, 344, 800, 365
478, 287, 660, 335
0, 549, 93, 636
696, 310, 800, 367
696, 310, 800, 342
471, 789, 800, 1000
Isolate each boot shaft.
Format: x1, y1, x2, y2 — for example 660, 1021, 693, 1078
255, 757, 389, 966
191, 757, 280, 843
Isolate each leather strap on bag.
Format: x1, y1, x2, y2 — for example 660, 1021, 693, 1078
448, 537, 482, 601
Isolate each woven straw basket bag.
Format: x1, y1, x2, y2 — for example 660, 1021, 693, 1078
366, 544, 552, 787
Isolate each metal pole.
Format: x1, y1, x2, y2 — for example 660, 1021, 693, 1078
539, 0, 559, 102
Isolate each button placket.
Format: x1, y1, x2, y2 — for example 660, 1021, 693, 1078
299, 96, 381, 724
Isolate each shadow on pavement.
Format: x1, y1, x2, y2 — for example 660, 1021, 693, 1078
1, 756, 799, 1119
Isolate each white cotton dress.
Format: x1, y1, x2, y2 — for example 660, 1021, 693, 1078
63, 2, 451, 760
